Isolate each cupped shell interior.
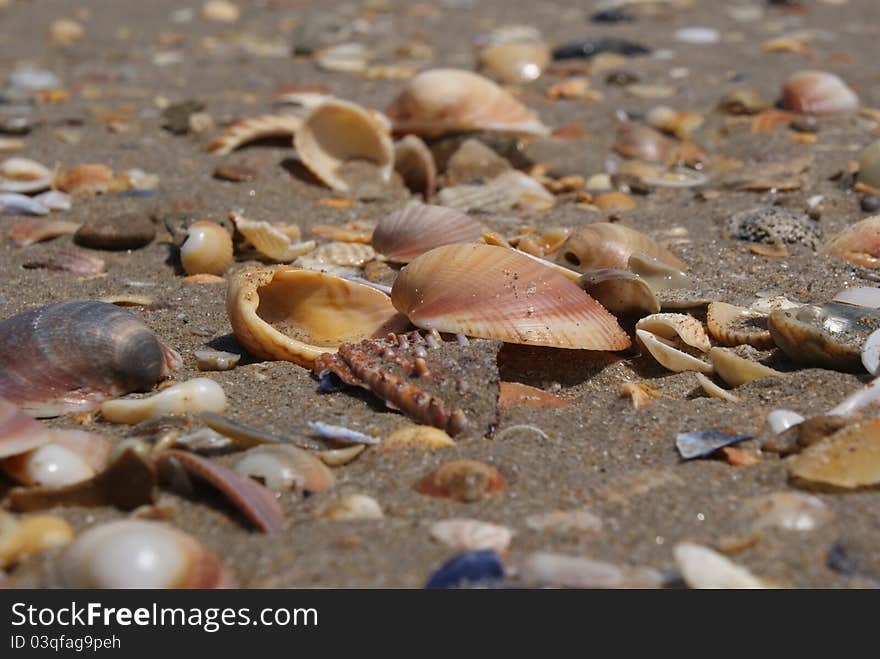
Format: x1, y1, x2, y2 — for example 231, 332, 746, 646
391, 243, 630, 350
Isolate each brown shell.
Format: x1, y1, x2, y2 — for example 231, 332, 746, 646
391, 243, 631, 351
613, 123, 676, 163
371, 203, 485, 263
556, 223, 686, 272
414, 459, 506, 501
782, 70, 859, 116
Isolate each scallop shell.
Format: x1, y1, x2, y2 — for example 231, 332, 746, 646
227, 265, 409, 368
636, 313, 710, 352
234, 444, 335, 493
394, 135, 437, 199
0, 301, 178, 418
576, 269, 659, 318
230, 212, 314, 262
857, 140, 880, 189
371, 203, 485, 263
208, 114, 303, 155
99, 378, 227, 424
179, 221, 233, 276
391, 243, 631, 351
556, 223, 686, 272
706, 301, 774, 349
821, 215, 880, 267
0, 157, 52, 193
635, 329, 713, 373
782, 70, 859, 116
58, 519, 233, 588
384, 68, 549, 138
414, 459, 506, 502
293, 99, 394, 193
709, 347, 782, 387
430, 518, 514, 553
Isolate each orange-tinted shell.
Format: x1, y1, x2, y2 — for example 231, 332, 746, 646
414, 459, 506, 502
782, 70, 859, 116
371, 203, 485, 263
821, 215, 880, 267
556, 223, 686, 272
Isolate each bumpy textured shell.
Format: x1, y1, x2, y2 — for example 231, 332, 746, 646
385, 68, 549, 137
782, 70, 859, 116
0, 301, 173, 417
371, 203, 485, 263
227, 266, 409, 368
391, 243, 630, 350
556, 223, 686, 272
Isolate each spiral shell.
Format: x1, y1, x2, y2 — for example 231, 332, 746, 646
371, 203, 485, 263
179, 221, 233, 276
0, 301, 178, 417
227, 266, 409, 368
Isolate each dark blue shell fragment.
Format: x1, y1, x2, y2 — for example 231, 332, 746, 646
424, 550, 505, 589
553, 38, 651, 60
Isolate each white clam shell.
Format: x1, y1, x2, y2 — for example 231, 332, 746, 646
673, 542, 765, 589
99, 378, 227, 424
0, 157, 52, 194
636, 313, 710, 352
518, 552, 664, 589
430, 518, 513, 553
708, 347, 781, 387
694, 372, 740, 403
315, 493, 383, 520
635, 329, 713, 373
828, 375, 880, 417
863, 329, 880, 375
834, 286, 880, 309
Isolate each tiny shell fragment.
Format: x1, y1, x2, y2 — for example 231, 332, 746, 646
430, 519, 513, 553
788, 417, 880, 490
414, 460, 506, 502
673, 542, 766, 589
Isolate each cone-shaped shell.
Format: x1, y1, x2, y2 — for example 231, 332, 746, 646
385, 68, 549, 138
227, 266, 409, 368
372, 203, 485, 263
391, 243, 630, 350
782, 70, 858, 116
294, 99, 394, 193
556, 223, 686, 272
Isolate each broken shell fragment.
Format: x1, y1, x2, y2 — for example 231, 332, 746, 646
709, 347, 782, 387
293, 99, 394, 194
430, 518, 513, 554
385, 68, 549, 138
0, 512, 74, 569
208, 114, 302, 155
315, 493, 383, 520
557, 223, 685, 272
227, 265, 408, 368
767, 409, 805, 434
179, 221, 233, 276
0, 157, 52, 193
23, 249, 106, 275
394, 135, 437, 199
673, 542, 765, 589
782, 70, 858, 116
694, 372, 740, 403
2, 430, 113, 488
392, 243, 631, 350
381, 424, 456, 450
707, 302, 774, 349
635, 329, 712, 374
518, 552, 663, 589
0, 301, 178, 418
100, 378, 227, 424
636, 313, 711, 352
230, 212, 314, 263
58, 520, 233, 588
414, 459, 506, 502
9, 218, 81, 246
613, 123, 676, 163
788, 417, 880, 490
436, 170, 555, 213
822, 215, 880, 268
55, 164, 115, 197
195, 349, 240, 371
0, 398, 52, 459
371, 203, 485, 263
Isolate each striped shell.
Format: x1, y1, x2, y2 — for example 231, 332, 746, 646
385, 68, 549, 138
227, 266, 409, 368
391, 243, 630, 350
208, 114, 303, 156
556, 223, 686, 272
371, 203, 485, 263
706, 302, 774, 349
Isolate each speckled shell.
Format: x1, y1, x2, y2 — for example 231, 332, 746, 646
556, 223, 686, 272
371, 203, 485, 263
294, 99, 394, 193
391, 243, 631, 350
385, 69, 549, 138
0, 301, 177, 417
226, 266, 409, 368
782, 70, 859, 116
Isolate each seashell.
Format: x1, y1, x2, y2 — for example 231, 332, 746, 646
0, 137, 25, 153
498, 381, 568, 410
58, 520, 233, 588
513, 227, 570, 258
392, 243, 631, 351
315, 493, 383, 520
49, 18, 85, 45
788, 418, 880, 490
518, 552, 663, 589
694, 372, 740, 403
293, 99, 394, 194
0, 157, 52, 193
577, 270, 659, 319
646, 106, 703, 140
227, 265, 408, 368
202, 0, 239, 22
201, 411, 323, 450
430, 519, 513, 554
179, 221, 233, 276
424, 550, 505, 589
208, 114, 302, 155
613, 123, 676, 163
557, 223, 685, 272
307, 421, 379, 445
782, 70, 858, 116
55, 164, 115, 197
157, 449, 283, 533
620, 381, 662, 409
822, 215, 880, 267
673, 542, 766, 589
393, 135, 437, 200
478, 41, 550, 85
1, 193, 50, 216
676, 430, 753, 460
767, 409, 805, 434
627, 252, 692, 291
22, 249, 106, 275
75, 214, 156, 251
2, 430, 113, 488
0, 301, 178, 418
747, 492, 831, 533
594, 191, 636, 210
768, 302, 880, 371
372, 203, 484, 263
833, 286, 880, 309
230, 212, 314, 263
706, 302, 774, 349
98, 294, 155, 308
195, 349, 240, 371
315, 42, 370, 73
381, 424, 455, 450
0, 512, 74, 569
708, 346, 782, 386
0, 398, 52, 459
750, 295, 800, 315
635, 329, 713, 373
636, 313, 710, 352
718, 88, 770, 115
9, 219, 80, 247
315, 445, 364, 466
414, 459, 506, 502
727, 207, 822, 251
384, 68, 549, 138
296, 242, 376, 270
444, 138, 512, 186
524, 508, 602, 534
857, 140, 880, 189
862, 328, 880, 375
436, 170, 555, 212
234, 444, 335, 494
310, 220, 375, 244
100, 378, 227, 424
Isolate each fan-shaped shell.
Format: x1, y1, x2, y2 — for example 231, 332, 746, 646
556, 223, 686, 272
372, 203, 485, 263
227, 266, 409, 368
384, 68, 549, 138
391, 243, 630, 350
293, 99, 394, 193
0, 301, 178, 418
